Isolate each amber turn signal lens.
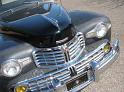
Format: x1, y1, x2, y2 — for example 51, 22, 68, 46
103, 43, 111, 53
15, 85, 27, 92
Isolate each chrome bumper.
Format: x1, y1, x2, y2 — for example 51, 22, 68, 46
55, 39, 119, 92
91, 39, 119, 82
11, 39, 119, 92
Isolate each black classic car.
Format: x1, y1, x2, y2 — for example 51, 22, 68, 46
0, 0, 119, 92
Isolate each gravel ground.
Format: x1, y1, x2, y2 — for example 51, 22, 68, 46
61, 0, 124, 92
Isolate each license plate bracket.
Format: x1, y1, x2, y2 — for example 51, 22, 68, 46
66, 73, 88, 91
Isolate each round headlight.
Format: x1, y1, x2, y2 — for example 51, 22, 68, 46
96, 23, 108, 38
1, 59, 21, 77
86, 22, 111, 38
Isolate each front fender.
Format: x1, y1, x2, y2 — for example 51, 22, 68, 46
68, 11, 111, 44
69, 10, 110, 32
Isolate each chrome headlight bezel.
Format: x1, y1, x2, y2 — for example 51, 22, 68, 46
1, 59, 22, 77
86, 22, 111, 38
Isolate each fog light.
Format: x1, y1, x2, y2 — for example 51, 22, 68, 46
103, 43, 111, 53
15, 85, 27, 92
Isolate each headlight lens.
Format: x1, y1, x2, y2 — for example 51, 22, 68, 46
1, 59, 22, 77
96, 23, 108, 38
86, 22, 111, 38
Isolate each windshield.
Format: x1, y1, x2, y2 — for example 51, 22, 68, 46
3, 3, 52, 22
0, 0, 55, 12
0, 0, 55, 22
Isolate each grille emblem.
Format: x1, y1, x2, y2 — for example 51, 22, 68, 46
64, 46, 69, 52
56, 37, 68, 44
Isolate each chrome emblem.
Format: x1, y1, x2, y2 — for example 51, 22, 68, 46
56, 37, 68, 44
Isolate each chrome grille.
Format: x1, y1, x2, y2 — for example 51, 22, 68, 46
33, 32, 85, 69
75, 49, 104, 74
68, 32, 85, 59
33, 47, 66, 69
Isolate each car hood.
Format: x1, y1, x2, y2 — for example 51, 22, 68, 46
0, 3, 75, 48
